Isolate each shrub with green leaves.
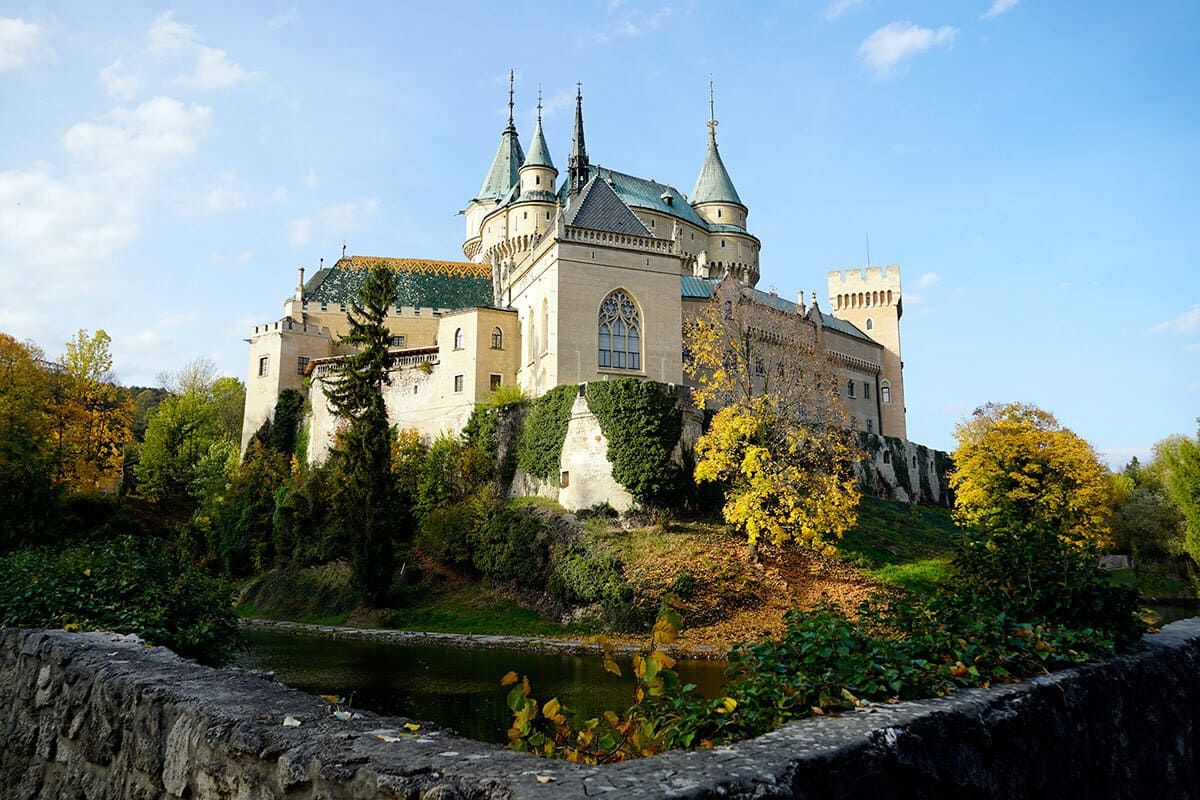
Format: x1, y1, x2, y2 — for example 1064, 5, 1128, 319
516, 385, 577, 481
585, 379, 682, 504
414, 505, 476, 570
471, 505, 550, 585
0, 535, 238, 664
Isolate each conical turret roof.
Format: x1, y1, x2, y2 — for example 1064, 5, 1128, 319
690, 138, 743, 207
522, 106, 555, 171
476, 120, 525, 201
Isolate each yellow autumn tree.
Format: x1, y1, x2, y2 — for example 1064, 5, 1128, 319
949, 402, 1113, 545
685, 279, 861, 556
53, 329, 133, 492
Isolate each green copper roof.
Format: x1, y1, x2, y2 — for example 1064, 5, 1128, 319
691, 139, 743, 207
679, 277, 875, 345
523, 117, 555, 171
559, 165, 709, 230
476, 122, 525, 202
306, 257, 493, 311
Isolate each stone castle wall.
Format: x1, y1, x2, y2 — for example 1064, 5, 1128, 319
3, 622, 1200, 799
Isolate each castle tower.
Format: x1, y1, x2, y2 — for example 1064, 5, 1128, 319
828, 266, 907, 438
690, 80, 760, 286
518, 89, 558, 202
463, 71, 525, 261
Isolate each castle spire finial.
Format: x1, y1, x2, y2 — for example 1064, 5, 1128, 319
537, 84, 543, 123
707, 75, 719, 144
568, 82, 589, 195
507, 68, 515, 126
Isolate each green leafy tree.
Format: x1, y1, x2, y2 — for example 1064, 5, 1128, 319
135, 362, 245, 500
1155, 424, 1200, 562
322, 264, 400, 604
0, 333, 57, 547
949, 402, 1113, 544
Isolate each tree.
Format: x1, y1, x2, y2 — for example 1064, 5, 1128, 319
53, 329, 133, 492
323, 264, 400, 604
949, 402, 1113, 544
684, 278, 861, 556
0, 333, 57, 546
135, 363, 245, 500
1155, 425, 1200, 562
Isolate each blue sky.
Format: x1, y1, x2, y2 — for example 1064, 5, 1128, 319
1, 1, 1196, 466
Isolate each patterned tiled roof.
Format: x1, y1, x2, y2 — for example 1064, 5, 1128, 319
679, 277, 876, 345
305, 257, 493, 310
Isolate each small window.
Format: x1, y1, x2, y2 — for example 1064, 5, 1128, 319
490, 374, 502, 392
453, 328, 464, 350
864, 383, 870, 400
847, 380, 855, 398
867, 419, 873, 433
865, 318, 874, 331
491, 327, 503, 349
453, 374, 464, 393
523, 211, 527, 219
881, 385, 891, 404
560, 471, 570, 488
296, 356, 309, 375
258, 356, 269, 377
535, 176, 541, 185
754, 358, 764, 376
717, 209, 723, 218
777, 362, 785, 377
883, 450, 891, 464
390, 335, 406, 347
723, 300, 733, 319
721, 239, 726, 248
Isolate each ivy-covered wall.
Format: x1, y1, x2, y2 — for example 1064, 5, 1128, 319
856, 431, 953, 507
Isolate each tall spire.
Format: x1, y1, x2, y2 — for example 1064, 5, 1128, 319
522, 84, 555, 171
691, 77, 743, 208
568, 82, 590, 195
475, 69, 525, 201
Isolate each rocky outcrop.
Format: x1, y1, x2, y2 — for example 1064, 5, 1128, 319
3, 620, 1199, 799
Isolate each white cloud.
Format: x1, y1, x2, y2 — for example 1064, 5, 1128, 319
859, 22, 957, 78
824, 0, 864, 22
63, 97, 212, 185
916, 271, 942, 289
201, 185, 247, 215
905, 293, 924, 306
1151, 305, 1200, 335
148, 12, 194, 56
288, 217, 312, 247
99, 60, 143, 101
0, 17, 42, 71
0, 96, 211, 335
182, 46, 255, 90
983, 0, 1020, 19
593, 5, 672, 44
267, 8, 300, 30
148, 12, 256, 90
288, 199, 381, 249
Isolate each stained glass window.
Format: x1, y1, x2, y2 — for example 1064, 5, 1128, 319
598, 290, 641, 370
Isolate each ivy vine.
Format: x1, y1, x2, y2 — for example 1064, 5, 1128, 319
516, 385, 578, 482
884, 435, 911, 492
585, 379, 682, 505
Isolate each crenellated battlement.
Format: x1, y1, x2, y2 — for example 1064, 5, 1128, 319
250, 318, 331, 338
827, 264, 902, 288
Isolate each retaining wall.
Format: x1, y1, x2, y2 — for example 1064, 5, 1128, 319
2, 621, 1199, 799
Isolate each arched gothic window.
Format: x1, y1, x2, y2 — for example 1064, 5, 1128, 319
598, 290, 641, 370
491, 327, 503, 349
865, 318, 874, 331
453, 328, 464, 350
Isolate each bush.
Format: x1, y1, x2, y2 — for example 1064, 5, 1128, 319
415, 435, 491, 519
414, 505, 475, 570
547, 543, 647, 630
0, 536, 238, 664
472, 505, 550, 585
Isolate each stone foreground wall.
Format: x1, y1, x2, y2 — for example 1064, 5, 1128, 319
2, 621, 1200, 799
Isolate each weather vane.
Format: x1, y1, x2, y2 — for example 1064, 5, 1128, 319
707, 75, 719, 141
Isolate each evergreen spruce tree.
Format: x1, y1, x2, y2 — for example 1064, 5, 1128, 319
325, 264, 399, 604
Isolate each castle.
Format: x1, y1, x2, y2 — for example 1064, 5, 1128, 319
241, 80, 909, 478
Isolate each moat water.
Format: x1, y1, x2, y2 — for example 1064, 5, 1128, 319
233, 628, 728, 744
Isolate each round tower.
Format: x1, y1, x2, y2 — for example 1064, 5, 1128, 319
518, 89, 558, 202
463, 71, 525, 262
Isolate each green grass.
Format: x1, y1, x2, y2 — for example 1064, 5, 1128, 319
381, 585, 595, 637
837, 497, 962, 592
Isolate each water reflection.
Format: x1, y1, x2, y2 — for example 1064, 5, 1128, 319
234, 629, 728, 744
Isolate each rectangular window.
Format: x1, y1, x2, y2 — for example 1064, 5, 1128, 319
489, 374, 502, 391
754, 358, 764, 376
847, 380, 855, 398
296, 356, 309, 375
560, 471, 570, 487
864, 383, 870, 400
390, 335, 406, 348
258, 356, 269, 377
453, 374, 464, 393
867, 419, 874, 433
